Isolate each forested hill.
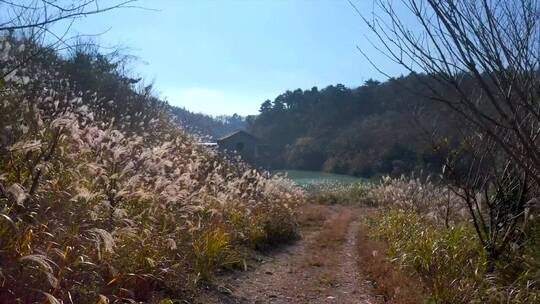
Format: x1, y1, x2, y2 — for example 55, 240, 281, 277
169, 107, 247, 140
248, 75, 462, 177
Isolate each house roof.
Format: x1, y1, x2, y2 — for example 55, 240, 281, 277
217, 130, 260, 142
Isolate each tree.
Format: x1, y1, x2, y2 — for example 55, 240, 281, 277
0, 1, 140, 80
248, 77, 454, 174
357, 0, 540, 271
272, 96, 286, 111
358, 0, 540, 187
259, 99, 272, 113
0, 1, 138, 31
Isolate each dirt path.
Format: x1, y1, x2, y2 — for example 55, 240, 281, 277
195, 206, 380, 304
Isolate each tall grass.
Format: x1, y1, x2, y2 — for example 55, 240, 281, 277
361, 176, 540, 303
368, 210, 485, 303
0, 39, 304, 303
367, 175, 466, 226
357, 223, 425, 304
310, 182, 373, 205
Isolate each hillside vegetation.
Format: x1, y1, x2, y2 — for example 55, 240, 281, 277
0, 36, 303, 303
170, 108, 247, 140
355, 176, 540, 303
248, 78, 461, 177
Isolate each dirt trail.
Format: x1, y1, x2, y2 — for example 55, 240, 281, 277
195, 206, 380, 304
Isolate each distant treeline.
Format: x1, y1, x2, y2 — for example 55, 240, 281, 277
247, 75, 464, 177
169, 107, 247, 140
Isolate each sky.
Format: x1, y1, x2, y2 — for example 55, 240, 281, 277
68, 0, 409, 116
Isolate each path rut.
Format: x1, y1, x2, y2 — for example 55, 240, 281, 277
195, 207, 380, 304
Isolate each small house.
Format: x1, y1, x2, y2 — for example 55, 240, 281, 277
217, 130, 260, 162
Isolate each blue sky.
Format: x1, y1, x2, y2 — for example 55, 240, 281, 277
70, 0, 408, 116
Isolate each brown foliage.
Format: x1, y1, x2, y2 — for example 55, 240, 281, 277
297, 204, 329, 228
356, 224, 425, 304
315, 210, 355, 247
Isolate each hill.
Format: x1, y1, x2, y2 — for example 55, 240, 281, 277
169, 107, 247, 140
248, 76, 462, 177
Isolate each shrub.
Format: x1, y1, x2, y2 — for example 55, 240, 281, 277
478, 216, 540, 303
366, 206, 540, 303
369, 210, 486, 303
260, 203, 300, 246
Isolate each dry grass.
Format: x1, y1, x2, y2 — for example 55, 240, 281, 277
305, 254, 327, 267
318, 271, 338, 287
356, 224, 425, 304
297, 204, 329, 228
314, 209, 355, 247
0, 39, 306, 303
367, 175, 466, 226
298, 204, 354, 270
299, 208, 356, 290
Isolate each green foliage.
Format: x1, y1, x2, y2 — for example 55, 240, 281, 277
370, 210, 485, 303
248, 77, 461, 177
479, 217, 540, 303
364, 176, 540, 304
232, 202, 300, 250
193, 228, 240, 281
368, 208, 540, 304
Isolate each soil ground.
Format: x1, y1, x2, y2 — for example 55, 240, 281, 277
194, 205, 382, 304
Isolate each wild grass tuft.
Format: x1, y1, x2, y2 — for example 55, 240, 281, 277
193, 227, 240, 281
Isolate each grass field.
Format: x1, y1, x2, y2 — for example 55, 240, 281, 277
275, 170, 366, 187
